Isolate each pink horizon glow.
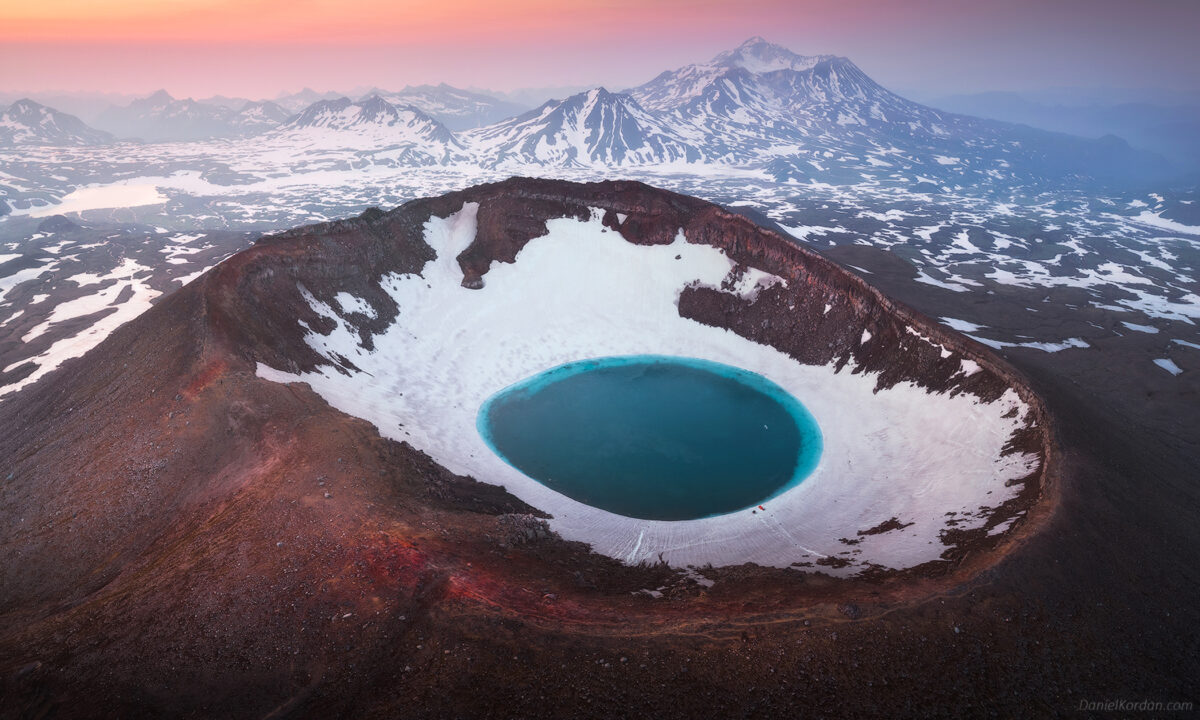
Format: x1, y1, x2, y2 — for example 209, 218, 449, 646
2, 0, 1197, 99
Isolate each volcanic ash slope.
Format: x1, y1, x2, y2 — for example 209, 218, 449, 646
256, 181, 1048, 575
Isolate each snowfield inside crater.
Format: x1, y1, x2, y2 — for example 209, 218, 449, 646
258, 204, 1038, 574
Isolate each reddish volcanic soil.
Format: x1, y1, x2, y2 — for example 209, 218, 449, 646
0, 179, 1196, 718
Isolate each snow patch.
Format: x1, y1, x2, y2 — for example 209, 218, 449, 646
940, 317, 985, 333
335, 292, 378, 319
1153, 358, 1183, 376
967, 335, 1089, 353
1130, 211, 1200, 235
257, 208, 1037, 575
1121, 322, 1159, 334
23, 183, 167, 218
729, 266, 787, 300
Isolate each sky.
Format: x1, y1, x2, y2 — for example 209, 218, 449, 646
2, 0, 1198, 101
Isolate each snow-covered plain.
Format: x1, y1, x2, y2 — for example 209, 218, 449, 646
2, 257, 160, 396
0, 225, 243, 399
258, 205, 1038, 574
1, 154, 1196, 405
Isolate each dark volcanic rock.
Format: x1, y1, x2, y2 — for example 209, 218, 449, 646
36, 214, 81, 234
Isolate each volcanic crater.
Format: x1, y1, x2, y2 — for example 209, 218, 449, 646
0, 178, 1060, 716
245, 177, 1054, 575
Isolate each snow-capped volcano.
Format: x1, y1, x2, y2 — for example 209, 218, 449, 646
275, 96, 465, 163
626, 37, 1168, 187
0, 99, 113, 146
628, 37, 949, 156
631, 36, 839, 112
637, 38, 864, 107
467, 87, 701, 168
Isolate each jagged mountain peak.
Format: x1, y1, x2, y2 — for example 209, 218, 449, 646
360, 84, 530, 131
585, 86, 622, 101
532, 87, 654, 118
357, 94, 396, 116
138, 89, 176, 107
560, 86, 625, 107
468, 86, 700, 168
289, 95, 448, 134
522, 87, 651, 126
235, 99, 290, 128
276, 95, 464, 162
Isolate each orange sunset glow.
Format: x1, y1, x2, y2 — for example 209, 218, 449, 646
2, 0, 1198, 104
1, 0, 773, 44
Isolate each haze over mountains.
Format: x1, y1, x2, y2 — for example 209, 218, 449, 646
0, 99, 114, 146
929, 90, 1200, 174
90, 90, 290, 142
0, 38, 1192, 188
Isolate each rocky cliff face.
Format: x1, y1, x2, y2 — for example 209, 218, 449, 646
216, 177, 1050, 400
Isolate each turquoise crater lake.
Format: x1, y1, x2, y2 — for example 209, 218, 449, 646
477, 356, 823, 521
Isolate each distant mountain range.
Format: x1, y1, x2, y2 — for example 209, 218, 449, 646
90, 90, 290, 141
0, 38, 1183, 188
929, 91, 1200, 173
466, 37, 1170, 187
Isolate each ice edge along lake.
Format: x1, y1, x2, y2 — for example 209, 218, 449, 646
476, 355, 824, 521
